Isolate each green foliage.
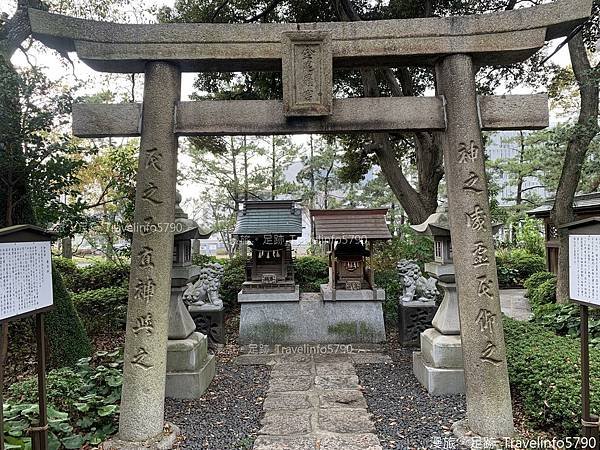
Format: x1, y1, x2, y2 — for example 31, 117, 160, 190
515, 217, 546, 257
523, 271, 556, 294
219, 256, 247, 309
495, 248, 546, 287
4, 350, 123, 450
192, 253, 219, 267
374, 268, 401, 322
294, 256, 328, 292
52, 257, 78, 288
45, 265, 92, 368
71, 286, 129, 334
504, 317, 600, 434
531, 302, 600, 349
373, 225, 434, 271
529, 278, 558, 307
67, 260, 130, 293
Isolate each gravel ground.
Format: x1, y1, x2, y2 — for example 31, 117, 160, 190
356, 337, 467, 450
165, 315, 269, 450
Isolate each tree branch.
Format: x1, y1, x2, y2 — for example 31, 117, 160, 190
243, 0, 283, 23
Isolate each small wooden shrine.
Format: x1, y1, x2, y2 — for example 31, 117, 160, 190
233, 200, 302, 293
311, 209, 392, 295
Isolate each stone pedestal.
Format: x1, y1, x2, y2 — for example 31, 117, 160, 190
166, 332, 215, 399
413, 329, 465, 395
238, 289, 385, 346
189, 304, 226, 346
398, 300, 437, 347
413, 262, 465, 395
165, 266, 215, 399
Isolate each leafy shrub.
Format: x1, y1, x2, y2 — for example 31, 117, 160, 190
72, 286, 129, 334
68, 260, 130, 293
532, 302, 600, 349
4, 350, 122, 449
46, 265, 92, 368
495, 248, 546, 287
524, 271, 556, 295
504, 317, 600, 434
52, 257, 78, 288
374, 268, 401, 322
372, 226, 433, 271
192, 253, 219, 267
219, 256, 247, 309
529, 277, 557, 307
295, 256, 328, 292
515, 217, 546, 257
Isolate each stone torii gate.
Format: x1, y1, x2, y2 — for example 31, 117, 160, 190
28, 0, 591, 446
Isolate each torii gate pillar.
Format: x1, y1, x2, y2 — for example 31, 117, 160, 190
436, 54, 514, 438
113, 61, 182, 445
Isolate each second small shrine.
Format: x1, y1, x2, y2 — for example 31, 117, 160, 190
311, 208, 392, 301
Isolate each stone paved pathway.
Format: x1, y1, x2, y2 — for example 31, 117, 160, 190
252, 354, 383, 450
499, 288, 532, 321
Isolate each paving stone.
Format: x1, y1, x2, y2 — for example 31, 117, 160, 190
253, 435, 317, 450
271, 362, 313, 376
313, 353, 351, 363
263, 392, 312, 411
314, 375, 360, 390
269, 375, 312, 392
315, 361, 355, 376
318, 433, 382, 450
319, 390, 367, 409
350, 353, 392, 365
260, 410, 312, 435
318, 409, 375, 433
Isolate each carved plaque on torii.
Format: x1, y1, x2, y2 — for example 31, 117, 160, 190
282, 31, 333, 117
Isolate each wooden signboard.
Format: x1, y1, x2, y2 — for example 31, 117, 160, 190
0, 225, 56, 450
569, 234, 600, 307
0, 241, 54, 322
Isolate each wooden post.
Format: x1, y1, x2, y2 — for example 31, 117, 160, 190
0, 322, 8, 450
30, 314, 48, 450
331, 242, 336, 301
580, 305, 599, 448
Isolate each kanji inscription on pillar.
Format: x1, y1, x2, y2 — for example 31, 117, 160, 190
282, 31, 332, 117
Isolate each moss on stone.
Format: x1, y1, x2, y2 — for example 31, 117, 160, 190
328, 321, 375, 339
250, 322, 292, 342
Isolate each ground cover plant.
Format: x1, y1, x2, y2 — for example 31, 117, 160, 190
3, 351, 123, 450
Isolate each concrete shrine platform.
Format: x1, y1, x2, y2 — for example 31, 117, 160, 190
238, 291, 386, 346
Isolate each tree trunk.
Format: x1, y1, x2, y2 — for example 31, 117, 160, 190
551, 33, 599, 303
336, 1, 443, 224
516, 131, 525, 206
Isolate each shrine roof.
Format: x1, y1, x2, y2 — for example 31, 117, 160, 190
232, 200, 303, 238
527, 192, 600, 218
310, 209, 392, 241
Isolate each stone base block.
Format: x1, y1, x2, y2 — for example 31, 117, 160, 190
239, 293, 385, 345
166, 332, 215, 399
413, 351, 465, 395
420, 328, 463, 368
320, 284, 385, 301
238, 285, 300, 303
189, 304, 226, 345
101, 423, 180, 450
165, 354, 215, 399
398, 300, 437, 347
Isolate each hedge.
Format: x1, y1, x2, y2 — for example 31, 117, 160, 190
45, 265, 92, 367
65, 261, 130, 293
496, 249, 546, 288
295, 256, 328, 292
72, 286, 129, 335
504, 317, 600, 434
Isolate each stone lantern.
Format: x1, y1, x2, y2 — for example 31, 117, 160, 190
411, 206, 464, 395
165, 193, 215, 399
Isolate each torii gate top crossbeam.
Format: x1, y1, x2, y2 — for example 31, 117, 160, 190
29, 0, 590, 73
